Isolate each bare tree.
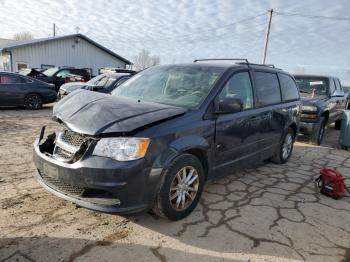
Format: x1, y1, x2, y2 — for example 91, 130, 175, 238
13, 32, 34, 41
133, 49, 160, 71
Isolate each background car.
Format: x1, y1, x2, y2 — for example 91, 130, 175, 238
0, 72, 57, 109
294, 75, 347, 145
342, 85, 350, 109
20, 67, 92, 92
58, 71, 135, 99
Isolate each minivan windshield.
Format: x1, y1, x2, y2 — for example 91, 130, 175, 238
294, 77, 329, 97
111, 65, 224, 108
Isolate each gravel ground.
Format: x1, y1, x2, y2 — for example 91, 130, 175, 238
0, 105, 350, 262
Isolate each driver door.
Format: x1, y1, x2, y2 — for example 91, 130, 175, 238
214, 71, 262, 174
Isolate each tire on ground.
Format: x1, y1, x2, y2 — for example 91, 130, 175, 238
270, 127, 295, 164
24, 93, 43, 110
310, 116, 326, 145
152, 153, 205, 221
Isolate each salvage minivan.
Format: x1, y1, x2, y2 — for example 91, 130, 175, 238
33, 60, 300, 220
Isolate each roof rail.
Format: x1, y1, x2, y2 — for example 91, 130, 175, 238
193, 59, 281, 70
193, 58, 249, 64
237, 62, 281, 70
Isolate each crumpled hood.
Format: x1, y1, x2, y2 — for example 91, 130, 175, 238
53, 90, 187, 135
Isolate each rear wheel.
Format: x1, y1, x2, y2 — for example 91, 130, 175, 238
271, 127, 295, 164
310, 117, 326, 145
24, 94, 42, 110
152, 154, 205, 220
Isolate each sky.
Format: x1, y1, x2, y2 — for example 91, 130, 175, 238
1, 0, 350, 83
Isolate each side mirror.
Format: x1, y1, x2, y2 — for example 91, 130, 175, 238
331, 90, 345, 97
92, 86, 103, 91
216, 97, 243, 114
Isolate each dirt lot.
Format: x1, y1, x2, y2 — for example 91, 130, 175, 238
1, 105, 350, 262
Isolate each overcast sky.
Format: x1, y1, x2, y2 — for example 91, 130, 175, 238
1, 0, 350, 82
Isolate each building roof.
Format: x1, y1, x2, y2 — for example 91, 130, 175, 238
0, 33, 132, 65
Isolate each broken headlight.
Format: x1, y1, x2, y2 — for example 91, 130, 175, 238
92, 137, 150, 161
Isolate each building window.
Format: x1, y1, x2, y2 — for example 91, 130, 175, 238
41, 64, 55, 70
16, 62, 29, 72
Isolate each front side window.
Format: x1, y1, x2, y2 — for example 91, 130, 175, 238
279, 74, 300, 101
254, 72, 281, 106
0, 74, 22, 84
219, 72, 254, 109
294, 77, 329, 97
112, 65, 225, 108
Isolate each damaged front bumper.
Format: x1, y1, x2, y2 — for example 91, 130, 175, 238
32, 128, 162, 214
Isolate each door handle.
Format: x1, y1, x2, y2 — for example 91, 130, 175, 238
249, 115, 259, 121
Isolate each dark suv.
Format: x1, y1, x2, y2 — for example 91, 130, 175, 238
294, 75, 347, 145
33, 60, 300, 220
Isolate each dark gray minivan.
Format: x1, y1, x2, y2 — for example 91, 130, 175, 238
33, 60, 300, 220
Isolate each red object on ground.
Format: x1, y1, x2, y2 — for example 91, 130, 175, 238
316, 168, 349, 199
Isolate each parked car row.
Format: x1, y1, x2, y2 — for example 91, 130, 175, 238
58, 69, 136, 99
20, 67, 92, 92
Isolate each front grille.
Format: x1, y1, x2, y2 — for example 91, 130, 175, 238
39, 170, 84, 196
60, 130, 85, 148
54, 147, 73, 161
52, 129, 89, 163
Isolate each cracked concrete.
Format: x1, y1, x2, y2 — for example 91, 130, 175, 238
1, 105, 350, 262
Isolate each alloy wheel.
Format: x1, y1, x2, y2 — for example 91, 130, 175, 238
169, 166, 199, 211
282, 133, 293, 160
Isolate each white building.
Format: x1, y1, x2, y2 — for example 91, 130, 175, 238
0, 34, 132, 75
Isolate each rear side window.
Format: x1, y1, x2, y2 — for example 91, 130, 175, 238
254, 72, 281, 106
0, 74, 22, 84
278, 74, 300, 101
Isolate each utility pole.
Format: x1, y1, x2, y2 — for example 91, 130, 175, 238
262, 9, 273, 64
53, 23, 56, 37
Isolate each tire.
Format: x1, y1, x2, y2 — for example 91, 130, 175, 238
310, 117, 326, 145
270, 127, 295, 164
152, 153, 205, 221
334, 119, 341, 130
24, 94, 43, 110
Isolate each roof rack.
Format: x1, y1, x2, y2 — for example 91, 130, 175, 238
237, 62, 280, 70
193, 58, 249, 64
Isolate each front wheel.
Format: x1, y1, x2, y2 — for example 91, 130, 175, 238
270, 127, 295, 164
152, 154, 205, 220
24, 94, 43, 110
310, 117, 326, 145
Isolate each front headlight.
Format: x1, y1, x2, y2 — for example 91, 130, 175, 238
93, 137, 150, 161
302, 105, 317, 112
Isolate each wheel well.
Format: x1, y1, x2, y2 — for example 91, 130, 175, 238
184, 148, 208, 180
321, 111, 329, 124
24, 93, 42, 100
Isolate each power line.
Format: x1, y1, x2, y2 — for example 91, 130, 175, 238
108, 12, 267, 44
275, 11, 350, 21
